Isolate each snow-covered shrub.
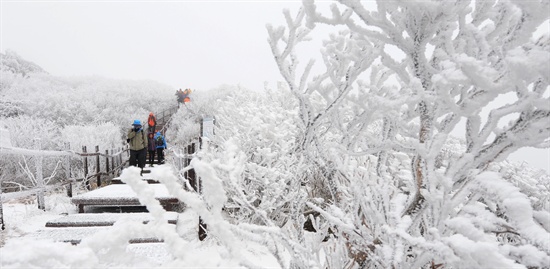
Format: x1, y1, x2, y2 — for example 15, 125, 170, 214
267, 1, 550, 268
165, 87, 223, 147
0, 116, 66, 191
489, 161, 550, 212
213, 87, 303, 227
1, 73, 175, 127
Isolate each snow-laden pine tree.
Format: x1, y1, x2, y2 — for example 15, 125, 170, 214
268, 0, 549, 267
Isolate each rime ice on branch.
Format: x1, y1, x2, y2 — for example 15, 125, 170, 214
268, 0, 549, 267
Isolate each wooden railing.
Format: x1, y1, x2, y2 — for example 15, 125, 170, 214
0, 144, 128, 203
75, 145, 129, 193
0, 143, 129, 230
144, 105, 178, 135
169, 116, 214, 241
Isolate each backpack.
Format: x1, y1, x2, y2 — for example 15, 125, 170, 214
155, 135, 164, 147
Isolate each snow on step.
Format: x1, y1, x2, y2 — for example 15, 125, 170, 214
71, 184, 179, 213
46, 212, 178, 227
126, 243, 172, 266
30, 227, 106, 245
111, 165, 167, 184
111, 177, 159, 184
72, 184, 176, 203
29, 224, 176, 245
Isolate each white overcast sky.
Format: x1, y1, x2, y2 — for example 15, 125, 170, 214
1, 0, 548, 172
1, 0, 306, 91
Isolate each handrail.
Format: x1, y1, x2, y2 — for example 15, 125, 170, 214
0, 146, 128, 158
1, 143, 129, 197
1, 159, 127, 202
144, 105, 179, 135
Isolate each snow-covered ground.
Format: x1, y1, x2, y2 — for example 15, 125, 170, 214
0, 166, 284, 268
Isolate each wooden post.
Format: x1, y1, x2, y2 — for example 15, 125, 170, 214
35, 139, 45, 210
113, 148, 119, 176
198, 117, 214, 241
110, 149, 114, 176
83, 146, 90, 190
115, 147, 119, 168
95, 145, 101, 188
65, 142, 72, 197
119, 147, 124, 172
183, 146, 188, 180
0, 184, 5, 230
105, 149, 110, 175
193, 142, 207, 241
199, 217, 207, 241
187, 144, 196, 191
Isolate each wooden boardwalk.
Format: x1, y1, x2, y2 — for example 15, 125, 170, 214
26, 166, 183, 245
18, 109, 207, 247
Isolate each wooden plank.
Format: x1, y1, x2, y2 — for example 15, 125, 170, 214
71, 184, 179, 213
72, 184, 175, 202
46, 212, 178, 227
111, 178, 159, 184
28, 227, 169, 245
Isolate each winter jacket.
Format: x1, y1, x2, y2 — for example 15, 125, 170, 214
147, 136, 156, 151
154, 132, 167, 149
148, 115, 156, 127
127, 128, 148, 151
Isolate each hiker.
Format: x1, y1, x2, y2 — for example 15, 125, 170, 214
183, 88, 191, 103
154, 131, 167, 164
176, 89, 184, 107
147, 112, 156, 133
127, 120, 148, 170
147, 132, 156, 167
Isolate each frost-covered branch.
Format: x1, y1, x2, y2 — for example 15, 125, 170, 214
267, 0, 550, 267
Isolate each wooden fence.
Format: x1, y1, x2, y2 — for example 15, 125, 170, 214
145, 105, 178, 135
169, 116, 214, 241
73, 145, 129, 193
0, 144, 129, 230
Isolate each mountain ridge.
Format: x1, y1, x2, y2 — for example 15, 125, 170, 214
1, 50, 47, 77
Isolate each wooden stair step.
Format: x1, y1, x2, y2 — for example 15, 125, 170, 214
111, 178, 159, 184
46, 212, 178, 227
28, 226, 173, 245
71, 184, 179, 213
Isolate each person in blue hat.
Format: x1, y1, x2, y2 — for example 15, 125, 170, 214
127, 119, 148, 170
154, 131, 167, 164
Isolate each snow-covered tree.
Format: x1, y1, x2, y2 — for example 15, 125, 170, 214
268, 0, 549, 267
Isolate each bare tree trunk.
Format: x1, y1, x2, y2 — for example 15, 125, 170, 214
403, 91, 432, 216
35, 139, 45, 211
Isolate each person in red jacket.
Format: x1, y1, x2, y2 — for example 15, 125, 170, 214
147, 112, 156, 133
